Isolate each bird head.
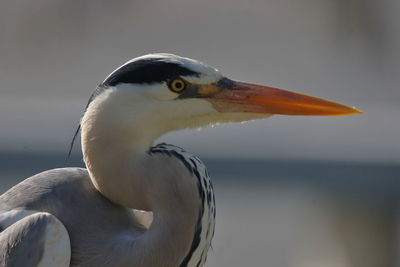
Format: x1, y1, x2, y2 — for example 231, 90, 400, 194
82, 53, 362, 144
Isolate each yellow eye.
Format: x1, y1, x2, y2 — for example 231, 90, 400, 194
169, 78, 186, 93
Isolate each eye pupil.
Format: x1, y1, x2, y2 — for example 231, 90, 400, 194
169, 79, 186, 93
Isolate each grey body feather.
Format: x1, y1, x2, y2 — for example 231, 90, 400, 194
0, 144, 215, 267
0, 213, 47, 267
0, 168, 146, 266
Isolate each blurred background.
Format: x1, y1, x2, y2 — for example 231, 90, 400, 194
0, 0, 399, 266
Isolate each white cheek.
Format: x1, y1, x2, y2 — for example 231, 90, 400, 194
177, 98, 216, 114
143, 84, 178, 100
158, 99, 216, 122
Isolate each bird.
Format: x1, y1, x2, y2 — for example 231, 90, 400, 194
0, 53, 362, 267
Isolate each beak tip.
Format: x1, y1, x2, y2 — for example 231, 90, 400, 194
351, 106, 364, 114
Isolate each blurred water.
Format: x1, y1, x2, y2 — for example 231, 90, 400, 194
1, 153, 399, 266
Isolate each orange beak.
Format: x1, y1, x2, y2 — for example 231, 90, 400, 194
206, 78, 363, 116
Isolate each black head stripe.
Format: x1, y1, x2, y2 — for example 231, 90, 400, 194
103, 58, 200, 87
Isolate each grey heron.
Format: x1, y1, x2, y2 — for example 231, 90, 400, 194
0, 54, 361, 266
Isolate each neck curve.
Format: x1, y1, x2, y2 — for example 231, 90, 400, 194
80, 90, 202, 266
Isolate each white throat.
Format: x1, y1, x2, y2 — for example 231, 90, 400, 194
80, 85, 209, 208
80, 85, 206, 266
